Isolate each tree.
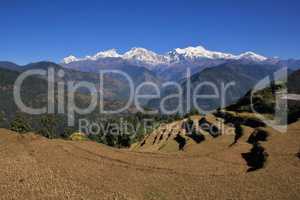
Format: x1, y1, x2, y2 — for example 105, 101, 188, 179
10, 114, 32, 133
233, 123, 243, 144
39, 115, 58, 139
189, 108, 199, 116
0, 112, 3, 122
174, 134, 186, 150
105, 133, 116, 147
61, 127, 75, 139
182, 118, 194, 134
0, 112, 4, 127
173, 112, 182, 121
247, 129, 269, 145
117, 134, 131, 148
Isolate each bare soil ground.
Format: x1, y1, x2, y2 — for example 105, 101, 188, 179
0, 120, 299, 199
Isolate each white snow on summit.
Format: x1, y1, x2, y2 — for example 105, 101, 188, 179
62, 45, 268, 65
123, 47, 169, 65
62, 55, 80, 64
168, 46, 237, 61
85, 49, 121, 60
237, 51, 267, 62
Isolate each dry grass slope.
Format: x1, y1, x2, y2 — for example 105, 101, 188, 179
0, 119, 299, 199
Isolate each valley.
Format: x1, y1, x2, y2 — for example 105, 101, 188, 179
0, 46, 299, 200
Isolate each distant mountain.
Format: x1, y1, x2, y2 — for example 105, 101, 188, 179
62, 45, 271, 80
227, 69, 300, 123
278, 59, 300, 71
62, 45, 268, 66
0, 67, 50, 121
1, 45, 298, 118
0, 61, 21, 71
0, 61, 161, 113
167, 46, 267, 62
61, 60, 162, 103
287, 69, 300, 94
63, 48, 169, 70
0, 65, 134, 128
147, 61, 280, 113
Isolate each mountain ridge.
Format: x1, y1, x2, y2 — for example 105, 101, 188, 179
62, 45, 269, 67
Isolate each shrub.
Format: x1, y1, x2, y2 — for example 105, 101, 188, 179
117, 134, 131, 148
10, 114, 32, 133
174, 134, 186, 150
61, 127, 75, 139
187, 131, 205, 144
182, 118, 194, 134
244, 117, 266, 128
88, 133, 104, 143
210, 125, 220, 138
233, 123, 243, 144
247, 129, 269, 144
199, 117, 209, 126
39, 115, 58, 139
288, 107, 300, 124
189, 108, 199, 116
105, 133, 117, 147
214, 111, 265, 128
0, 112, 3, 122
0, 112, 4, 127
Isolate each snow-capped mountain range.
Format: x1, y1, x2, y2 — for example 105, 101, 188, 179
62, 45, 268, 66
62, 45, 275, 81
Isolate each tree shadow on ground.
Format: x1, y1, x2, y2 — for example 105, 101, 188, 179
152, 134, 158, 145
199, 117, 220, 138
140, 140, 146, 147
242, 143, 268, 172
229, 123, 243, 147
174, 134, 186, 150
166, 132, 172, 141
158, 134, 163, 142
187, 132, 205, 144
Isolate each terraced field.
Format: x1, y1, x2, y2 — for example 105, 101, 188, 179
0, 118, 299, 199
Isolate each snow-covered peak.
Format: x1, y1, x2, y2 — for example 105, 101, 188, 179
123, 47, 153, 58
174, 46, 206, 55
237, 51, 267, 62
169, 45, 236, 61
85, 49, 121, 61
123, 47, 169, 65
62, 45, 269, 65
62, 55, 80, 64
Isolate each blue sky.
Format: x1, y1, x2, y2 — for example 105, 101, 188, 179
0, 0, 299, 64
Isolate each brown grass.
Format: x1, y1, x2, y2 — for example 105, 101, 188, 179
0, 119, 299, 199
